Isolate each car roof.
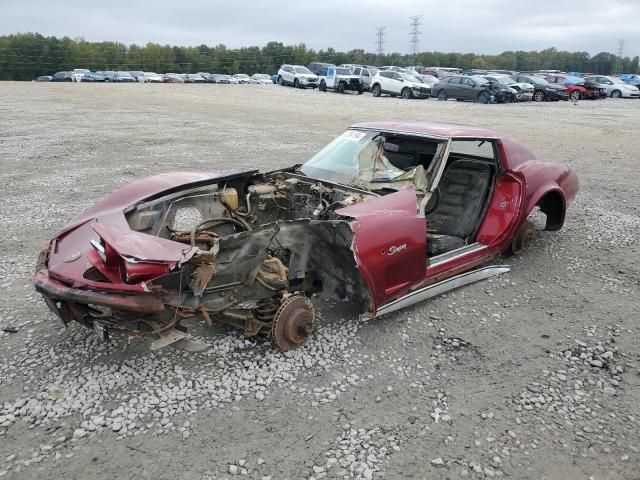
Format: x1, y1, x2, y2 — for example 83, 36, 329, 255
351, 121, 502, 140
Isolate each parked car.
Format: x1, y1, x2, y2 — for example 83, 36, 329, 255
277, 65, 319, 89
416, 74, 438, 89
512, 75, 570, 102
71, 69, 90, 82
349, 65, 378, 91
251, 74, 273, 84
319, 66, 364, 94
35, 75, 52, 82
545, 74, 605, 100
128, 71, 146, 82
307, 62, 335, 76
583, 75, 640, 98
50, 71, 73, 82
233, 74, 253, 84
100, 71, 116, 82
163, 73, 185, 83
81, 72, 106, 82
210, 74, 230, 84
33, 122, 578, 352
544, 75, 590, 101
112, 72, 137, 83
432, 76, 514, 103
226, 75, 240, 84
143, 72, 164, 83
420, 67, 462, 78
371, 71, 431, 99
484, 75, 533, 101
618, 74, 640, 88
181, 74, 206, 83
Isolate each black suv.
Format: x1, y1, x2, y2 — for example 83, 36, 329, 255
51, 71, 72, 82
307, 62, 335, 76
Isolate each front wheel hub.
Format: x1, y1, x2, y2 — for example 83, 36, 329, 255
271, 295, 315, 351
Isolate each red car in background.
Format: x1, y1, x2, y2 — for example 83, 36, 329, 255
34, 122, 579, 351
546, 74, 605, 100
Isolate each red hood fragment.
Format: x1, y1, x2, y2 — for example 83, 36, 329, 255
93, 223, 198, 265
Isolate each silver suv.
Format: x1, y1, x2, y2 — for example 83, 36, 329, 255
277, 65, 319, 89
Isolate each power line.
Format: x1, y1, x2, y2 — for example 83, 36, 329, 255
375, 26, 385, 66
409, 15, 423, 64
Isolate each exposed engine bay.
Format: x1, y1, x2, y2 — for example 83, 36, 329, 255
119, 170, 375, 349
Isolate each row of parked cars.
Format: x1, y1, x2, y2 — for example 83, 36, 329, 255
37, 65, 640, 104
36, 69, 274, 84
276, 63, 640, 103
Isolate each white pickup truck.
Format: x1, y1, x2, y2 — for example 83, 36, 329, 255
318, 66, 364, 94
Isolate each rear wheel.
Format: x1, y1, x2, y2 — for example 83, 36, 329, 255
611, 90, 622, 98
319, 81, 327, 92
569, 90, 581, 101
510, 221, 535, 254
533, 90, 545, 102
372, 84, 382, 97
294, 78, 300, 88
357, 86, 364, 95
401, 87, 412, 99
277, 76, 284, 86
338, 81, 345, 94
437, 90, 448, 101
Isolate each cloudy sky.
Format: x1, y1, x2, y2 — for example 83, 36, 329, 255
2, 0, 639, 55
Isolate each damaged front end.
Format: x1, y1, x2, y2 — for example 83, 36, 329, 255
34, 171, 374, 351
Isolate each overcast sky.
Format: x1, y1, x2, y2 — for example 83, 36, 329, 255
2, 0, 639, 56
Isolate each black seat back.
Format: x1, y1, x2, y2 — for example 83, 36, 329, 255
426, 158, 493, 240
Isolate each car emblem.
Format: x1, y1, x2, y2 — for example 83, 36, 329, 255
388, 244, 407, 256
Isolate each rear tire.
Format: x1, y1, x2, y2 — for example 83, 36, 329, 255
533, 90, 545, 102
401, 87, 412, 99
338, 82, 345, 94
510, 221, 535, 254
319, 81, 327, 92
437, 90, 448, 101
294, 78, 300, 88
569, 90, 581, 101
277, 76, 284, 86
372, 84, 381, 97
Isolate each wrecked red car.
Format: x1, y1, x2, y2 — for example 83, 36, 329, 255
34, 122, 579, 351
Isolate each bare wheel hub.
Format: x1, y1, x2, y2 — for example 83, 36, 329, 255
511, 220, 535, 254
271, 295, 315, 351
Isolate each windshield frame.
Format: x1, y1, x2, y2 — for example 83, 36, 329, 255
299, 128, 449, 191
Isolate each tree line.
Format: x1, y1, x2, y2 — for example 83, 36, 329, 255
0, 33, 638, 81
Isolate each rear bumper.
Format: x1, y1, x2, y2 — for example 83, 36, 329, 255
34, 269, 165, 314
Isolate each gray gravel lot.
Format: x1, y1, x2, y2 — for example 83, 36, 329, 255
0, 82, 639, 480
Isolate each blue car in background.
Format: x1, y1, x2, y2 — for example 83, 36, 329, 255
619, 74, 640, 88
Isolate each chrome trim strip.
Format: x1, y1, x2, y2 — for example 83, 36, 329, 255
375, 265, 510, 317
429, 242, 485, 266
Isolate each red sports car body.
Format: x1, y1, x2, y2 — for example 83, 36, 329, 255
34, 122, 579, 350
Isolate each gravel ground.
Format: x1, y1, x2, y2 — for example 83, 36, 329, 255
0, 82, 639, 480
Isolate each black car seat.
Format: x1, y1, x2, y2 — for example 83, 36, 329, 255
425, 158, 493, 256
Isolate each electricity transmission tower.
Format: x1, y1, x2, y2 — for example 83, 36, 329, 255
376, 26, 386, 66
614, 39, 626, 73
409, 15, 423, 65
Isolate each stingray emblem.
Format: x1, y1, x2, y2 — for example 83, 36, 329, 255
388, 244, 407, 256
